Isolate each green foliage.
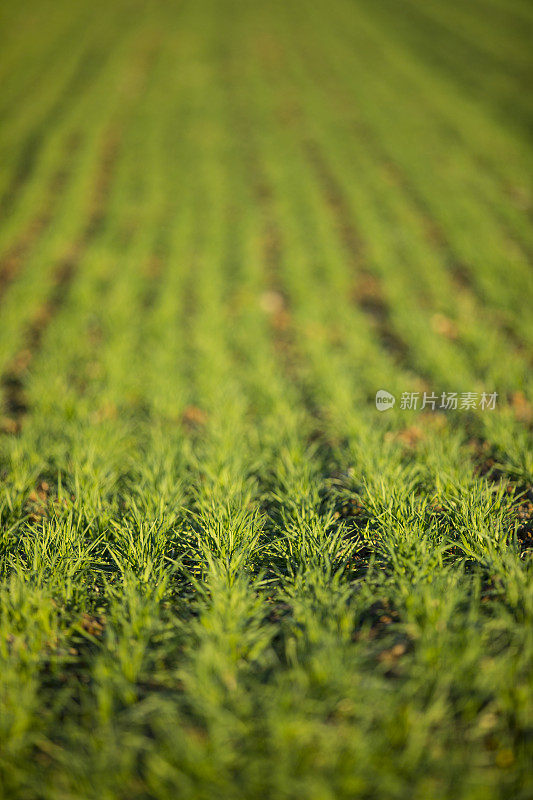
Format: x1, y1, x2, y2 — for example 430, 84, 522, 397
0, 0, 532, 798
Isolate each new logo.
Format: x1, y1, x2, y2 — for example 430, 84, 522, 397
375, 389, 396, 411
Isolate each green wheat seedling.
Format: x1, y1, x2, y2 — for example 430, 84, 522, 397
0, 0, 531, 797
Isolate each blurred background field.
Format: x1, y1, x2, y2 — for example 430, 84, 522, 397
0, 1, 532, 798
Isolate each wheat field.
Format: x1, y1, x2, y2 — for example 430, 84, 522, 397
1, 1, 532, 798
